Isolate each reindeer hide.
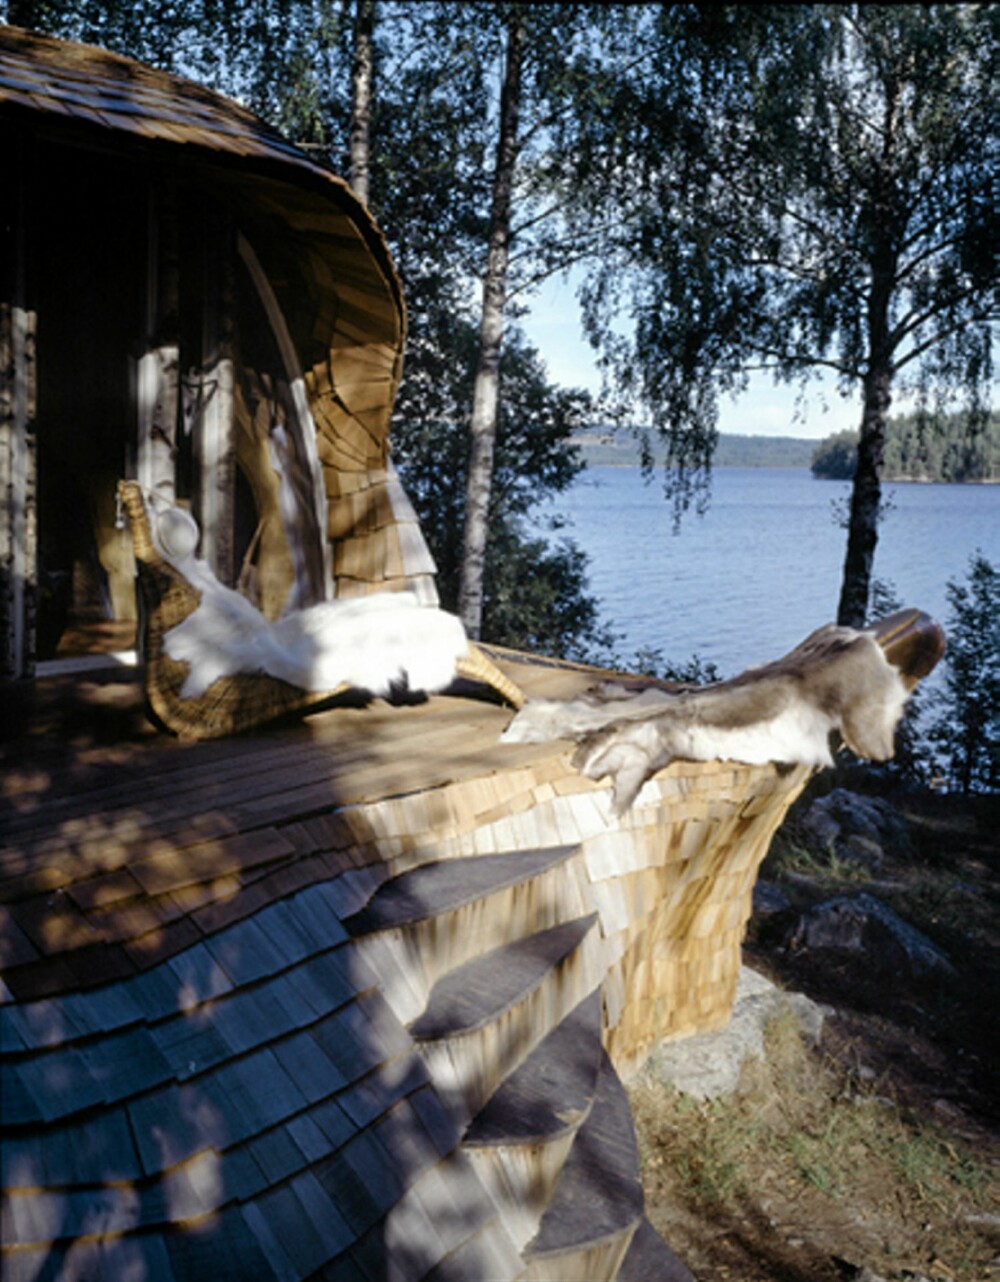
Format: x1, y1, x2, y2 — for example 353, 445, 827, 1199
153, 506, 469, 700
501, 624, 913, 814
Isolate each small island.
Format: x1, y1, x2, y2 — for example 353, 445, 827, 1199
811, 411, 1000, 483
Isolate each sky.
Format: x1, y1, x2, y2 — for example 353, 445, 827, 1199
519, 271, 862, 441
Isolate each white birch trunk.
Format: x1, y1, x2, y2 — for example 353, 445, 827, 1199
458, 13, 525, 640
349, 0, 375, 207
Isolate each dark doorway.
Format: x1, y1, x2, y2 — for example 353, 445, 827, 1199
30, 141, 147, 657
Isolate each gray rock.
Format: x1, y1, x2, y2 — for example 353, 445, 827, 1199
798, 789, 911, 871
749, 879, 795, 944
788, 892, 955, 982
647, 967, 831, 1100
753, 879, 792, 918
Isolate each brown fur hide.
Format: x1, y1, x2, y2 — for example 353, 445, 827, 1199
501, 624, 918, 814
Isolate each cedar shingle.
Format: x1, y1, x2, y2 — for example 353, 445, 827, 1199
239, 1200, 301, 1280
0, 907, 41, 967
21, 1045, 105, 1122
310, 1000, 389, 1083
308, 1094, 358, 1150
286, 1109, 332, 1163
314, 1147, 384, 1237
281, 949, 359, 1020
255, 1182, 332, 1275
202, 1048, 306, 1141
166, 1205, 269, 1279
167, 942, 234, 1010
248, 1125, 307, 1185
204, 915, 291, 985
290, 1170, 356, 1259
271, 1028, 349, 1102
161, 1148, 228, 1221
408, 1085, 461, 1160
62, 979, 144, 1039
153, 1014, 232, 1081
0, 1064, 43, 1126
123, 916, 203, 972
80, 1024, 173, 1102
129, 1081, 227, 1176
206, 976, 308, 1056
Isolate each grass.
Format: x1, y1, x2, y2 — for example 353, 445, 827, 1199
631, 783, 999, 1279
630, 1006, 999, 1281
767, 829, 872, 888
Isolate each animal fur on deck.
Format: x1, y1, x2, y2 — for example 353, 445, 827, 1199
151, 504, 469, 699
502, 616, 943, 814
117, 481, 524, 738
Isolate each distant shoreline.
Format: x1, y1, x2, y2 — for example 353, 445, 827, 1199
571, 431, 817, 470
572, 433, 998, 482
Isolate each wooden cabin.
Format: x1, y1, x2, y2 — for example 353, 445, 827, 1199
1, 23, 434, 683
0, 25, 945, 1282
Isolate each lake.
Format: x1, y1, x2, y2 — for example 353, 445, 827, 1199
538, 466, 998, 677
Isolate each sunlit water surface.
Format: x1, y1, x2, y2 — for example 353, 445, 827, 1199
538, 466, 998, 677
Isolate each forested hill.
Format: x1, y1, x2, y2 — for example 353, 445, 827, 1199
811, 412, 1000, 482
572, 415, 999, 479
572, 429, 815, 468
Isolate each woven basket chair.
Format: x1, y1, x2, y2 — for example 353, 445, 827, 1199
118, 480, 525, 739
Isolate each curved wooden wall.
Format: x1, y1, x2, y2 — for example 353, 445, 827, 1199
0, 25, 438, 626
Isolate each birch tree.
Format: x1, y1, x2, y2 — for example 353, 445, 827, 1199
348, 0, 375, 206
11, 0, 628, 651
458, 7, 525, 639
576, 4, 998, 625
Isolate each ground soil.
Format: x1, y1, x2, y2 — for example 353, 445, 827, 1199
633, 785, 1000, 1282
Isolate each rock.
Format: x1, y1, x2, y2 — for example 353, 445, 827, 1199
964, 1212, 1000, 1231
788, 892, 955, 983
748, 878, 795, 944
753, 878, 792, 918
785, 988, 828, 1045
798, 788, 911, 871
647, 966, 830, 1100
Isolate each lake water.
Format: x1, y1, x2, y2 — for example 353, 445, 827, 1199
539, 466, 998, 677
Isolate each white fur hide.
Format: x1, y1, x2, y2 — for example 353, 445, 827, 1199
154, 508, 468, 700
501, 625, 912, 814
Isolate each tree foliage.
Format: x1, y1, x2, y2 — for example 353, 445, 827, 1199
394, 321, 611, 657
811, 430, 862, 481
570, 4, 998, 623
813, 413, 1000, 482
10, 0, 618, 655
927, 554, 1000, 794
12, 3, 997, 659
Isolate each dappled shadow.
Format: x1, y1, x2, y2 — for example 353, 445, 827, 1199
0, 679, 502, 1277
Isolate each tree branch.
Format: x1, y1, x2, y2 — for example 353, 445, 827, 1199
893, 309, 999, 373
890, 283, 998, 353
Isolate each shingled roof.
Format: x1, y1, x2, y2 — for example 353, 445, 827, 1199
0, 22, 402, 322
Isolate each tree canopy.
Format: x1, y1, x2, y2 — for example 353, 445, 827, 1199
6, 0, 620, 657
7, 1, 997, 642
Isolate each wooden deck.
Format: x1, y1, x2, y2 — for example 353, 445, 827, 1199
1, 653, 602, 1000
1, 649, 805, 1281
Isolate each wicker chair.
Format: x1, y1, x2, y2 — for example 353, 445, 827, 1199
118, 480, 525, 739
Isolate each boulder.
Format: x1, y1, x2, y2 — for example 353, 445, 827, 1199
798, 788, 911, 871
648, 967, 830, 1100
787, 892, 955, 983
